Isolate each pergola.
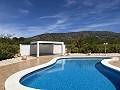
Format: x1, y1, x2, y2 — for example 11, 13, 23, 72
30, 41, 65, 57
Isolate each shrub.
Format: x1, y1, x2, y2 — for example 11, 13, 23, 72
0, 44, 19, 61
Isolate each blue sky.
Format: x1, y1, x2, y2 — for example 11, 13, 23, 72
0, 0, 120, 37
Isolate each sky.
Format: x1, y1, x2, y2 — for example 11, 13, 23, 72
0, 0, 120, 37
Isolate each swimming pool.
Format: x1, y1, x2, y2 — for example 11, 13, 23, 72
20, 57, 120, 90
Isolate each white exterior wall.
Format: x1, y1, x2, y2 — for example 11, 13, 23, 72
53, 45, 65, 54
20, 44, 30, 56
53, 45, 62, 54
53, 45, 61, 54
63, 45, 65, 54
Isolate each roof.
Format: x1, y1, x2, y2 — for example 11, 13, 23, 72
30, 41, 64, 45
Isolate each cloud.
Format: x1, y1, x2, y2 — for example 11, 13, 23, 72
0, 11, 69, 37
90, 0, 120, 14
19, 9, 30, 14
56, 18, 68, 24
26, 25, 65, 36
0, 0, 120, 37
0, 1, 32, 20
26, 26, 55, 36
26, 0, 33, 6
83, 0, 94, 6
88, 22, 120, 28
64, 0, 76, 7
27, 17, 69, 34
0, 21, 119, 38
38, 18, 68, 32
26, 26, 50, 35
38, 13, 69, 31
0, 23, 46, 38
69, 27, 92, 32
96, 0, 120, 10
18, 20, 120, 37
0, 24, 25, 37
39, 15, 60, 19
39, 12, 65, 19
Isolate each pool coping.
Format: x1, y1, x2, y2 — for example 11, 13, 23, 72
5, 56, 118, 90
101, 57, 120, 72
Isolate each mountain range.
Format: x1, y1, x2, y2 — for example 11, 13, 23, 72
29, 31, 120, 44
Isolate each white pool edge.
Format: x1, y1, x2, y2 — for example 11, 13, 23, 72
5, 56, 119, 90
101, 57, 120, 72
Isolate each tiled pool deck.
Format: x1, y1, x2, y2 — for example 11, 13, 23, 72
109, 60, 120, 68
0, 55, 60, 90
1, 53, 120, 90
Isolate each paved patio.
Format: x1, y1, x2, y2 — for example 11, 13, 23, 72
109, 60, 120, 68
0, 55, 60, 90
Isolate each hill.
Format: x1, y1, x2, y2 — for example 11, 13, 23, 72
29, 31, 120, 44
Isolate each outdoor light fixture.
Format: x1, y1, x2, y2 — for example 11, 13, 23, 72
104, 43, 108, 55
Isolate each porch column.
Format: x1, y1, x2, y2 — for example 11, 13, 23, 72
61, 43, 64, 56
37, 42, 39, 57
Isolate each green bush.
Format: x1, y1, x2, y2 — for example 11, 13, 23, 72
0, 44, 19, 61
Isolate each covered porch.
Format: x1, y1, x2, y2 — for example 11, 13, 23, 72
20, 41, 65, 57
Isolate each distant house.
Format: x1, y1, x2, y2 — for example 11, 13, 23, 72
20, 41, 65, 57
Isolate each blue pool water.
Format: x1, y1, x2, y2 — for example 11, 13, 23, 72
20, 58, 119, 90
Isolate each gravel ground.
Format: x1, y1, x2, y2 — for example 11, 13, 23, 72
0, 56, 36, 66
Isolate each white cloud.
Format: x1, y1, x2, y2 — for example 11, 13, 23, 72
83, 0, 94, 6
88, 22, 120, 28
0, 21, 119, 38
38, 13, 69, 32
26, 0, 33, 6
39, 15, 59, 19
90, 0, 120, 14
69, 28, 92, 32
0, 16, 69, 38
19, 9, 30, 14
64, 0, 76, 7
26, 17, 69, 35
57, 18, 68, 24
97, 0, 120, 10
23, 21, 118, 37
26, 26, 51, 36
48, 17, 68, 29
0, 25, 25, 37
0, 24, 43, 38
39, 13, 64, 19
